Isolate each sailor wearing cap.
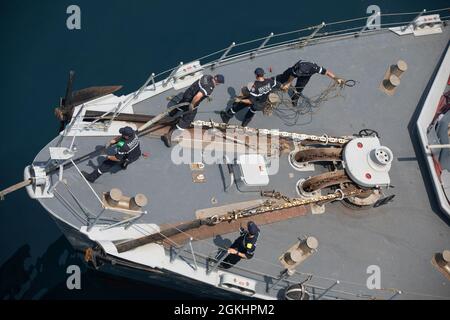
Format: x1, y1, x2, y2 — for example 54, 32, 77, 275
276, 59, 343, 106
220, 67, 279, 127
82, 126, 141, 183
162, 74, 225, 147
220, 221, 260, 269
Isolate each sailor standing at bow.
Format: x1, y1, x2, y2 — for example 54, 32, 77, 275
82, 126, 141, 183
162, 74, 225, 147
276, 59, 344, 106
220, 67, 280, 127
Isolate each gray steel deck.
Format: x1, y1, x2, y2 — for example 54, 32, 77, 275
35, 28, 450, 299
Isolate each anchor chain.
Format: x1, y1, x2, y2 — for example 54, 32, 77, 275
205, 186, 367, 225
192, 120, 350, 145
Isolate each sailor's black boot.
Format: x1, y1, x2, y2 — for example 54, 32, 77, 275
220, 110, 233, 124
241, 118, 252, 127
241, 112, 254, 127
82, 170, 101, 183
161, 126, 175, 148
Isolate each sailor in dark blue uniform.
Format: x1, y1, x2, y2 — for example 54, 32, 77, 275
220, 68, 280, 127
82, 126, 141, 183
162, 74, 225, 147
276, 60, 343, 106
220, 221, 260, 269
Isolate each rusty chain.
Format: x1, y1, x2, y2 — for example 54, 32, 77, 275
205, 186, 366, 225
192, 120, 350, 145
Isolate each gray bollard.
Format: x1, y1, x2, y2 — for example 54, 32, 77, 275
384, 74, 400, 91
106, 188, 122, 207
391, 60, 408, 78
130, 193, 148, 211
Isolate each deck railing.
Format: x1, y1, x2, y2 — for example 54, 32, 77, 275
70, 7, 450, 126
143, 7, 449, 89
84, 7, 450, 125
168, 241, 393, 300
168, 240, 446, 300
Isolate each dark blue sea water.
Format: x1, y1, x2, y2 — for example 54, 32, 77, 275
0, 0, 448, 299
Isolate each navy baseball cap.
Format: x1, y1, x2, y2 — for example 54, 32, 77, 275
254, 68, 265, 77
247, 221, 259, 235
214, 74, 225, 84
119, 126, 134, 137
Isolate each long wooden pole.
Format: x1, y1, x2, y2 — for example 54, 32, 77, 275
0, 179, 33, 200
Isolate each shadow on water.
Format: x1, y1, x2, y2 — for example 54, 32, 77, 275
0, 245, 31, 299
407, 41, 450, 227
0, 236, 196, 300
0, 237, 83, 299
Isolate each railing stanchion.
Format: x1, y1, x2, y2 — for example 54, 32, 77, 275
134, 72, 156, 99
151, 73, 156, 90
212, 42, 235, 69
252, 32, 274, 58
171, 242, 188, 262
356, 12, 380, 37
401, 9, 426, 32
207, 250, 228, 274
188, 238, 198, 270
267, 268, 294, 292
317, 280, 340, 300
299, 22, 325, 47
163, 62, 183, 87
389, 290, 402, 300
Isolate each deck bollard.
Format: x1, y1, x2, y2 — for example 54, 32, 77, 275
432, 250, 450, 281
391, 60, 408, 78
280, 236, 319, 270
130, 194, 148, 211
383, 74, 400, 91
106, 188, 122, 207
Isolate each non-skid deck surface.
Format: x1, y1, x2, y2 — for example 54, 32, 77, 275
36, 28, 450, 299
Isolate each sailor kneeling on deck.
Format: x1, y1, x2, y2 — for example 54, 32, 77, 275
162, 74, 225, 147
220, 67, 280, 127
220, 221, 260, 269
82, 126, 141, 183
